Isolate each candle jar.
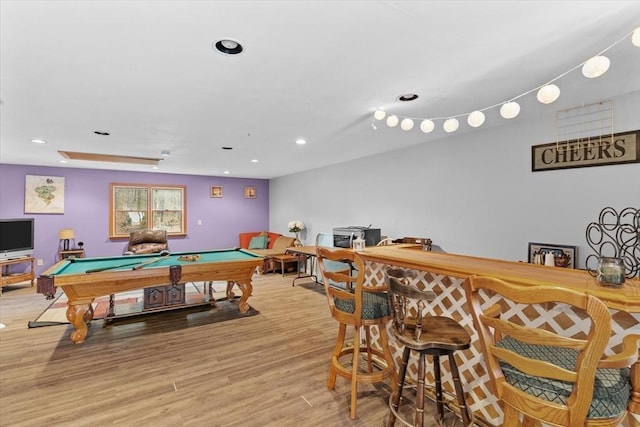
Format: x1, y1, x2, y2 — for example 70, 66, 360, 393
596, 257, 625, 287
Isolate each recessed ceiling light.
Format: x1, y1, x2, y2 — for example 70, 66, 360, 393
222, 146, 233, 150
224, 171, 230, 174
214, 39, 243, 55
250, 159, 258, 163
151, 166, 159, 170
59, 160, 67, 164
397, 94, 418, 102
295, 139, 307, 145
94, 131, 110, 136
30, 139, 47, 144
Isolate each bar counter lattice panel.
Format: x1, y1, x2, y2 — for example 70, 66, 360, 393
364, 261, 640, 426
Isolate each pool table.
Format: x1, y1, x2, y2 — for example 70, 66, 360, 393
37, 248, 263, 344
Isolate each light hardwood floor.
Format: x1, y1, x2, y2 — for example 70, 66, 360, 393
0, 274, 467, 427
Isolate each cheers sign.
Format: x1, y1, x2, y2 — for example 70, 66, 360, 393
531, 130, 639, 172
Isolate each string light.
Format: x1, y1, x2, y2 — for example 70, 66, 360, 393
373, 26, 639, 133
400, 118, 414, 131
467, 110, 485, 127
536, 84, 561, 104
443, 118, 459, 133
386, 115, 399, 127
500, 101, 520, 119
420, 119, 435, 133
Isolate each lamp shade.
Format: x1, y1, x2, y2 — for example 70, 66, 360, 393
582, 56, 610, 78
537, 84, 560, 104
58, 229, 75, 240
420, 119, 435, 133
400, 118, 414, 131
633, 27, 640, 47
467, 111, 485, 127
443, 118, 459, 133
500, 101, 520, 119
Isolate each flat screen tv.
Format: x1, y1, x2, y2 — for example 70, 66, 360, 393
0, 218, 35, 259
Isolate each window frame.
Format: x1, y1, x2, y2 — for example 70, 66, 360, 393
109, 183, 187, 239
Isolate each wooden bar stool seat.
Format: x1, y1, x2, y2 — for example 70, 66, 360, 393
386, 268, 472, 427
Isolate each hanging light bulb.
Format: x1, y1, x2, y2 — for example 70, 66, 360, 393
467, 111, 485, 128
500, 101, 520, 119
632, 27, 640, 47
536, 84, 561, 104
420, 119, 435, 133
386, 115, 399, 127
374, 109, 386, 120
582, 56, 610, 78
443, 118, 459, 133
400, 118, 414, 131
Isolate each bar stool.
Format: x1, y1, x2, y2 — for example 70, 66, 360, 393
386, 268, 472, 427
316, 247, 397, 420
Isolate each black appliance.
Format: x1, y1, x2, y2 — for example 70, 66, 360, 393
332, 226, 381, 248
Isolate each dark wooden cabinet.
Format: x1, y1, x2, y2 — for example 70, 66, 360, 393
143, 284, 185, 310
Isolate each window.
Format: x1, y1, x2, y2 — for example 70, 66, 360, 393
110, 183, 186, 238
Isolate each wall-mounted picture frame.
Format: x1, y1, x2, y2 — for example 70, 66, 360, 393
244, 186, 256, 199
24, 175, 65, 214
210, 186, 223, 198
527, 242, 577, 268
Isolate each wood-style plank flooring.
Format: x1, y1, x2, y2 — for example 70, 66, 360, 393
0, 274, 468, 427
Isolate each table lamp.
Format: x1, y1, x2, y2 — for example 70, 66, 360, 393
59, 228, 75, 251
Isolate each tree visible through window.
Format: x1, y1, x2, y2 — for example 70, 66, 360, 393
110, 183, 186, 238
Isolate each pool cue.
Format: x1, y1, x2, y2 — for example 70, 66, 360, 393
85, 251, 170, 273
132, 251, 170, 270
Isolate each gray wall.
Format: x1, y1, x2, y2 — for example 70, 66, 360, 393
269, 91, 640, 269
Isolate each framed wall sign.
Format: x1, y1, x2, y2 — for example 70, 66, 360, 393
531, 130, 640, 172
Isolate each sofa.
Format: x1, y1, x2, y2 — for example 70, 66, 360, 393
239, 231, 298, 274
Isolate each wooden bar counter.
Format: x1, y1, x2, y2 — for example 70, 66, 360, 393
356, 245, 640, 426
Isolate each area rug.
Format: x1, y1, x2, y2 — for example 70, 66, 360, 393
28, 281, 235, 328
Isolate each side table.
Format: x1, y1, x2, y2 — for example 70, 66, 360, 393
1, 256, 35, 293
59, 249, 85, 260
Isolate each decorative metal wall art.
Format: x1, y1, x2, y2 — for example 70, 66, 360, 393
585, 206, 640, 278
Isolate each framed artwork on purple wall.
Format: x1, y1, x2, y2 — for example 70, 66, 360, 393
24, 175, 65, 214
210, 186, 223, 198
244, 186, 256, 199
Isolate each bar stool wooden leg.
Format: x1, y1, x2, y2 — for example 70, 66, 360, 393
390, 346, 411, 427
416, 352, 426, 427
328, 323, 346, 389
433, 354, 445, 424
449, 353, 471, 426
350, 326, 361, 419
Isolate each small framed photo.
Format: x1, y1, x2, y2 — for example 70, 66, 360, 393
527, 242, 577, 268
210, 186, 223, 198
244, 186, 256, 199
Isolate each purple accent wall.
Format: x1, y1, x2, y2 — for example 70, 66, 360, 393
0, 164, 269, 275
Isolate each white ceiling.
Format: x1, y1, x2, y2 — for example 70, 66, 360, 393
1, 1, 639, 179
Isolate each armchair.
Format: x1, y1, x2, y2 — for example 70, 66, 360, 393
124, 229, 169, 255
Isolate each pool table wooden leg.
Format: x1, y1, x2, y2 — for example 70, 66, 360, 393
66, 303, 91, 344
233, 280, 253, 313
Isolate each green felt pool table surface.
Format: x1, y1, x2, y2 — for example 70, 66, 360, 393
48, 248, 261, 275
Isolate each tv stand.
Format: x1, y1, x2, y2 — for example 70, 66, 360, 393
1, 256, 35, 294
